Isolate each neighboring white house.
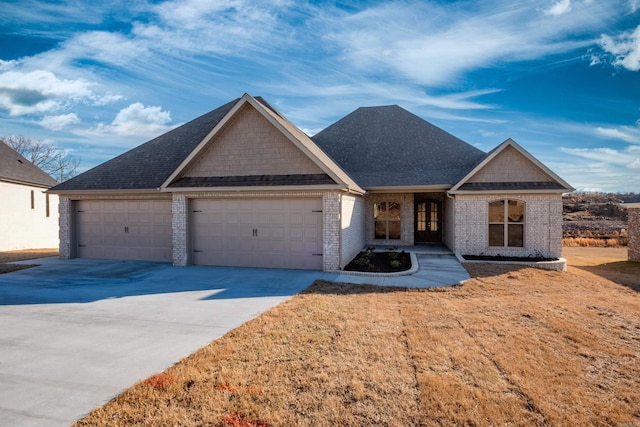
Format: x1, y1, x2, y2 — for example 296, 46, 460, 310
0, 141, 59, 251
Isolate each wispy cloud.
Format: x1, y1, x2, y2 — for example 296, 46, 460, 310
40, 113, 79, 130
599, 25, 640, 71
544, 0, 572, 16
596, 124, 640, 144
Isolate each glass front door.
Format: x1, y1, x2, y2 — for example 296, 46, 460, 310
415, 200, 442, 243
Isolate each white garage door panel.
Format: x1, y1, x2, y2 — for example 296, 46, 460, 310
76, 200, 172, 262
191, 198, 323, 270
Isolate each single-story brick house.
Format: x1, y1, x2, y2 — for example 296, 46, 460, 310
622, 194, 640, 262
50, 94, 573, 271
0, 141, 59, 250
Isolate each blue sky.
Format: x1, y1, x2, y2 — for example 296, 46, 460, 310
0, 0, 639, 192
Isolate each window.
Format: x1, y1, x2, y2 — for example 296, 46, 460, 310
374, 201, 401, 239
46, 194, 50, 217
489, 199, 524, 247
30, 190, 35, 210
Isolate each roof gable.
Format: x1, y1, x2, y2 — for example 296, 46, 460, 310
180, 103, 325, 178
0, 141, 57, 188
450, 138, 574, 193
163, 94, 363, 193
50, 99, 238, 192
312, 105, 486, 188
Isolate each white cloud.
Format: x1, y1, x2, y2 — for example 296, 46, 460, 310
596, 124, 640, 144
320, 0, 612, 86
630, 0, 640, 13
560, 146, 640, 168
600, 25, 640, 71
93, 102, 175, 137
0, 69, 93, 115
544, 0, 572, 16
40, 113, 80, 130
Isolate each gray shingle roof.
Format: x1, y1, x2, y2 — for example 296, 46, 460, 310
51, 98, 239, 191
311, 105, 486, 188
626, 194, 640, 204
0, 141, 57, 187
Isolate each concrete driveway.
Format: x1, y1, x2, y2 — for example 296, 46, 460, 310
0, 258, 330, 427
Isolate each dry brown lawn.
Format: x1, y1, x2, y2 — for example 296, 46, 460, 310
75, 248, 640, 427
0, 248, 58, 274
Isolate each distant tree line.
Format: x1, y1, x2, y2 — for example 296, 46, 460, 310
1, 135, 80, 183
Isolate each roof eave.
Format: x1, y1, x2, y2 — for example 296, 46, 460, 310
1, 177, 53, 189
365, 184, 451, 193
449, 189, 571, 195
48, 188, 167, 196
162, 184, 354, 193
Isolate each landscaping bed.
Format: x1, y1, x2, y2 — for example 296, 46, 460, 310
344, 250, 411, 272
463, 254, 558, 262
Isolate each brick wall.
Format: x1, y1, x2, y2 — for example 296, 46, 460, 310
454, 193, 563, 258
185, 104, 324, 177
172, 194, 188, 266
340, 194, 365, 268
629, 208, 640, 262
323, 192, 341, 271
58, 196, 72, 258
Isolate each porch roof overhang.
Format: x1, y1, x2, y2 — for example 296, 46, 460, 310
364, 184, 450, 193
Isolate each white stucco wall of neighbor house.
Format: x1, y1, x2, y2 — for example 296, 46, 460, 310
454, 193, 563, 259
0, 182, 59, 250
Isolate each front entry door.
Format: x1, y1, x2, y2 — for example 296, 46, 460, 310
415, 200, 442, 243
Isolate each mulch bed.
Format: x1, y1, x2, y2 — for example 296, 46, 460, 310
462, 255, 558, 262
344, 251, 411, 273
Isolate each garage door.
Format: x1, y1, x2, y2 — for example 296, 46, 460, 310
191, 198, 323, 270
75, 200, 172, 262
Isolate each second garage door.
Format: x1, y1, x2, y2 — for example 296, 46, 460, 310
191, 198, 323, 270
76, 199, 172, 262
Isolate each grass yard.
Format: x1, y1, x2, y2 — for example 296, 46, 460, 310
0, 248, 58, 274
75, 248, 640, 426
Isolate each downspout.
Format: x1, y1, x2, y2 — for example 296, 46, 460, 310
446, 191, 456, 254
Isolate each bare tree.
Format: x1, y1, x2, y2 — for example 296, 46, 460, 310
2, 135, 81, 182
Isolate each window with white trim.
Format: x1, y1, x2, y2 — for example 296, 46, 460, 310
374, 201, 401, 239
488, 199, 524, 247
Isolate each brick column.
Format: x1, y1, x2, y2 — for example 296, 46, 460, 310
323, 192, 341, 271
629, 209, 640, 262
172, 194, 189, 266
58, 196, 72, 259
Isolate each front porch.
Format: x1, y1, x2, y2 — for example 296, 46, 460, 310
365, 192, 454, 249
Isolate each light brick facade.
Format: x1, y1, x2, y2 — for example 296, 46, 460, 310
364, 193, 415, 246
172, 194, 189, 266
628, 208, 640, 262
453, 193, 563, 258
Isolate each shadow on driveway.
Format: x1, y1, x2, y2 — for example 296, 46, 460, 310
0, 258, 331, 305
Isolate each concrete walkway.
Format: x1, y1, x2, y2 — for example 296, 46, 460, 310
0, 251, 467, 426
330, 252, 470, 287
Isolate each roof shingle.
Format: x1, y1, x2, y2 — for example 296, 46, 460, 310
0, 141, 57, 187
311, 105, 486, 187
